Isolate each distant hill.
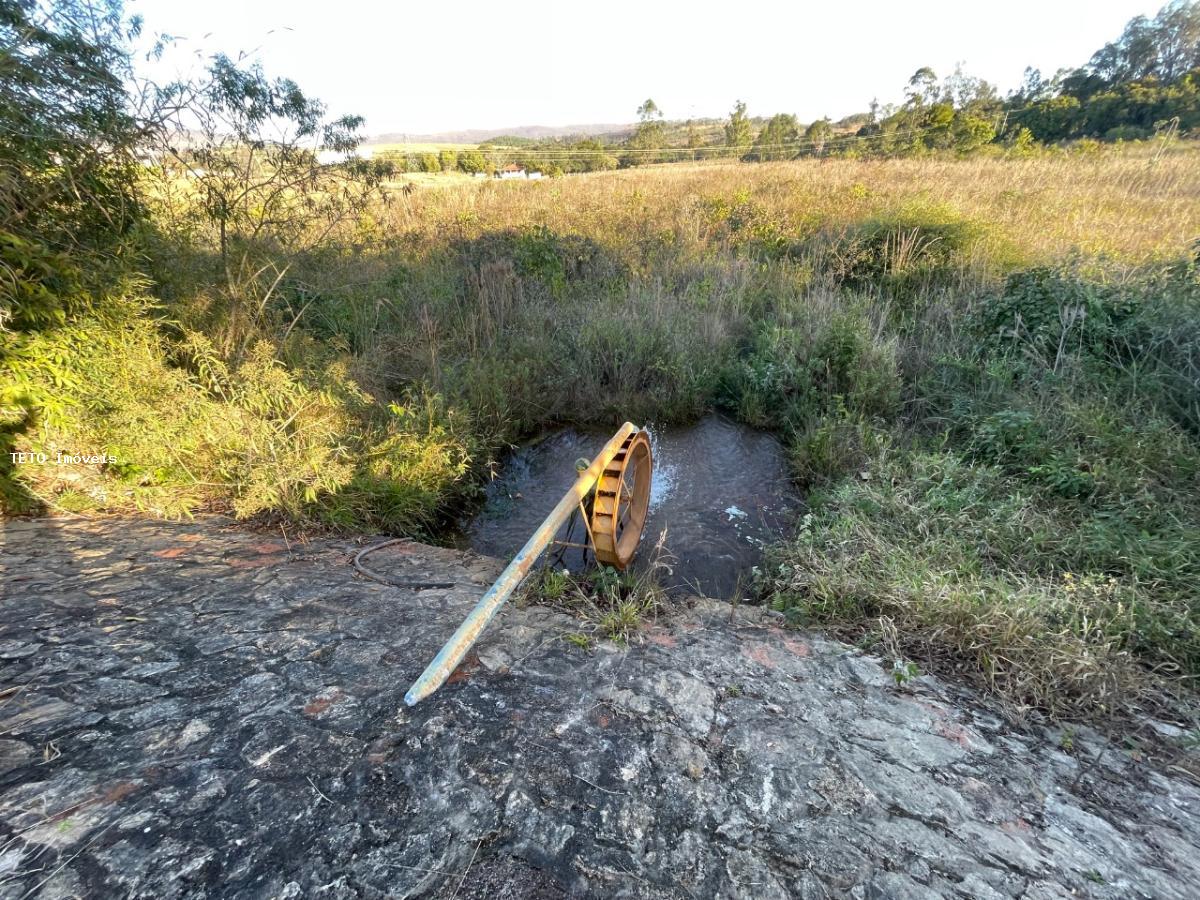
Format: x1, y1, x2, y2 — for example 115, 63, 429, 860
367, 123, 634, 145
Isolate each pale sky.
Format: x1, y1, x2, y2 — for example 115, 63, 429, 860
128, 0, 1164, 136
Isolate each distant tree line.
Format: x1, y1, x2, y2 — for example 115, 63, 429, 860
366, 0, 1198, 177
1008, 0, 1199, 141
741, 1, 1196, 159
374, 140, 619, 176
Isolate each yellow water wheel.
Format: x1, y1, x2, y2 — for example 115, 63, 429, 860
589, 429, 652, 569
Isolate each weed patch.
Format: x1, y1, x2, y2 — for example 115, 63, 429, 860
523, 531, 674, 645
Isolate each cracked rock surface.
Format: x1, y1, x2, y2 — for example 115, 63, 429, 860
1, 517, 1199, 898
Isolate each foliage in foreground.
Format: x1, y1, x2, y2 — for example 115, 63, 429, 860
5, 307, 474, 533
766, 449, 1197, 719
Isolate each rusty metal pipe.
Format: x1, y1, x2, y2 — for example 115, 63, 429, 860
404, 422, 639, 706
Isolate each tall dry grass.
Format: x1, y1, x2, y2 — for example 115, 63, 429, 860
380, 142, 1199, 268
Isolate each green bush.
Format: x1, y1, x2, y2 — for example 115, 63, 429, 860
1121, 267, 1200, 434
763, 448, 1199, 717
5, 316, 474, 530
977, 267, 1139, 359
701, 192, 801, 260
719, 305, 900, 435
823, 203, 995, 302
789, 405, 893, 483
314, 397, 474, 535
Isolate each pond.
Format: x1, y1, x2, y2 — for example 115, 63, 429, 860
462, 415, 801, 598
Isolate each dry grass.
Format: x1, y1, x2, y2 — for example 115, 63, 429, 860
381, 142, 1199, 265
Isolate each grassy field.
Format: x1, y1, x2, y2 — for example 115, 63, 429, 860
383, 170, 481, 188
388, 145, 1197, 261
10, 141, 1200, 721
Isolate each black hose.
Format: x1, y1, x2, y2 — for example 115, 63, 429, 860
352, 539, 456, 590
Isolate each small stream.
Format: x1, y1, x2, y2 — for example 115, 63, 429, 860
462, 415, 801, 597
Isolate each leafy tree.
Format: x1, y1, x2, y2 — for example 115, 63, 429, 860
1010, 1, 1200, 143
1013, 67, 1060, 105
1158, 0, 1200, 79
905, 67, 941, 107
856, 99, 885, 140
944, 64, 1000, 114
1082, 0, 1200, 86
420, 152, 441, 173
951, 112, 997, 151
805, 118, 833, 155
724, 100, 752, 157
859, 64, 1006, 154
885, 67, 942, 150
923, 101, 956, 148
569, 138, 618, 172
150, 51, 392, 353
0, 0, 143, 331
624, 98, 665, 166
456, 149, 490, 174
637, 98, 660, 121
748, 113, 799, 160
439, 149, 458, 172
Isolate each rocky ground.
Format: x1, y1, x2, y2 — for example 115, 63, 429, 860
1, 517, 1199, 899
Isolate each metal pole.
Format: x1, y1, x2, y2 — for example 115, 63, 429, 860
404, 422, 638, 706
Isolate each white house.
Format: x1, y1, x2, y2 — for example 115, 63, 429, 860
317, 146, 375, 166
495, 163, 544, 180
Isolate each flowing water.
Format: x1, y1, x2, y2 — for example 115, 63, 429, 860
463, 415, 801, 597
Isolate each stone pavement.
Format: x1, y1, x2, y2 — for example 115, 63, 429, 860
1, 517, 1198, 899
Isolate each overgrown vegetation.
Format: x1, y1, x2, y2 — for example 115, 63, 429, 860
3, 0, 1199, 720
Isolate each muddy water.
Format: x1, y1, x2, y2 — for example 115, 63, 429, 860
464, 415, 800, 598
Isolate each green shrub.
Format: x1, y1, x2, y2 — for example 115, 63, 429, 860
0, 232, 92, 332
790, 405, 893, 483
763, 448, 1199, 717
1122, 267, 1200, 434
701, 192, 801, 260
719, 304, 900, 431
977, 267, 1139, 361
5, 315, 475, 531
822, 203, 996, 303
